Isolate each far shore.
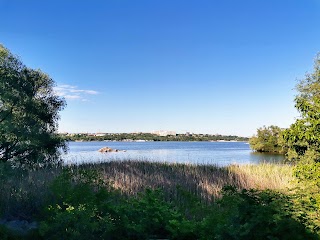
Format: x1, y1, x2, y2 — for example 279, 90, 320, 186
72, 139, 249, 143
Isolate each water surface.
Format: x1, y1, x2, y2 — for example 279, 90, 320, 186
63, 141, 285, 166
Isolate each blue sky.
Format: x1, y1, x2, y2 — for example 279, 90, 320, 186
1, 0, 320, 136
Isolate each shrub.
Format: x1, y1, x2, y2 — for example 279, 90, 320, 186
39, 169, 116, 239
201, 186, 318, 240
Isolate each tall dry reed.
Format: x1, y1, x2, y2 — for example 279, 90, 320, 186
0, 160, 294, 220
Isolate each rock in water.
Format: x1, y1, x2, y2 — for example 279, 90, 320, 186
98, 147, 125, 153
98, 147, 113, 152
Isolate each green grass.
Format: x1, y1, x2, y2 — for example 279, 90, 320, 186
227, 163, 294, 190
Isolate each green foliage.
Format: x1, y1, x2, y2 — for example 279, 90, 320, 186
249, 125, 286, 153
0, 165, 316, 239
39, 169, 197, 240
116, 189, 188, 239
295, 162, 320, 187
278, 54, 320, 235
202, 186, 318, 240
39, 169, 115, 239
0, 44, 66, 167
35, 169, 319, 240
63, 132, 249, 142
283, 54, 320, 163
248, 56, 320, 238
233, 54, 320, 240
292, 162, 320, 234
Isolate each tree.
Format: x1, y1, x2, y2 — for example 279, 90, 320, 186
280, 54, 320, 234
0, 45, 66, 167
283, 54, 320, 163
249, 125, 285, 153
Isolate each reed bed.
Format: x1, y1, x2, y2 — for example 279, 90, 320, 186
0, 160, 294, 220
227, 163, 294, 190
78, 161, 294, 199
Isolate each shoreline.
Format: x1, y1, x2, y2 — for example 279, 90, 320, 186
71, 140, 249, 143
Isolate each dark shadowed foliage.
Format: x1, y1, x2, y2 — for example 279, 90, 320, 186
0, 45, 66, 167
202, 186, 318, 240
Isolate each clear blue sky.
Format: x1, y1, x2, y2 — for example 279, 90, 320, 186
1, 0, 320, 136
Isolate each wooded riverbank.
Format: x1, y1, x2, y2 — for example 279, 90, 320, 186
2, 160, 312, 239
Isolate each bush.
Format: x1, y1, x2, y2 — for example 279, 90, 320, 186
201, 186, 318, 240
39, 169, 116, 239
36, 169, 319, 239
249, 125, 286, 153
39, 169, 196, 240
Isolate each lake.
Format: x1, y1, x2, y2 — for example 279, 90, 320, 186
63, 141, 285, 166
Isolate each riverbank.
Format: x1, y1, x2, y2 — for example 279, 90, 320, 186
1, 161, 293, 219
2, 160, 315, 239
72, 139, 249, 142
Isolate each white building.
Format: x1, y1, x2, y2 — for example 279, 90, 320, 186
153, 130, 176, 136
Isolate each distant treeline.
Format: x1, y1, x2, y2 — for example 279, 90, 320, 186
61, 133, 249, 142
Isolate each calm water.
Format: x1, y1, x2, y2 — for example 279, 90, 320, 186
63, 141, 285, 166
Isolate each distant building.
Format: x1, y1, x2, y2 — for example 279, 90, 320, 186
153, 130, 176, 136
95, 133, 106, 137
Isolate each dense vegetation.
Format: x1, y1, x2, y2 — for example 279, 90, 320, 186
247, 54, 320, 237
0, 161, 315, 239
255, 55, 320, 162
250, 54, 320, 161
249, 125, 285, 153
0, 45, 66, 167
284, 54, 320, 163
63, 132, 249, 142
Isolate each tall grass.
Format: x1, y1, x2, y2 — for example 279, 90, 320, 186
83, 161, 294, 200
227, 163, 294, 190
0, 164, 60, 220
0, 160, 294, 220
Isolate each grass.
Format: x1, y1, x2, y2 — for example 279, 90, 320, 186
88, 161, 294, 200
227, 163, 294, 190
0, 160, 295, 221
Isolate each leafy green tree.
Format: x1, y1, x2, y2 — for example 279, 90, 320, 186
0, 45, 66, 167
281, 54, 320, 234
249, 125, 285, 153
283, 54, 320, 163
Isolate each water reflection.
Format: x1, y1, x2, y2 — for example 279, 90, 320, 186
249, 152, 285, 164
